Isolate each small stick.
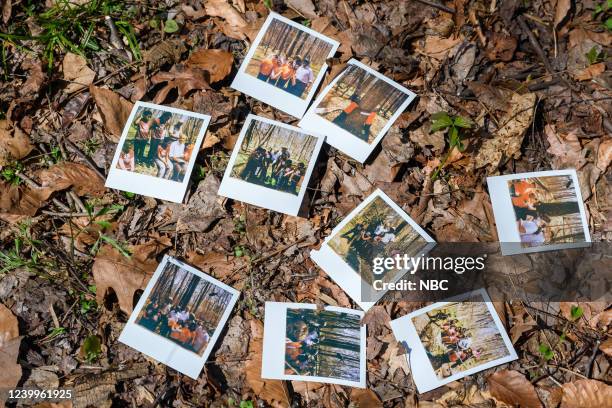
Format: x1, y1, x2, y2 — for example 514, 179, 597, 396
63, 137, 107, 180
414, 0, 456, 13
49, 303, 60, 329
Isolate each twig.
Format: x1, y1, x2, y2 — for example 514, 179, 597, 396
414, 0, 456, 13
42, 210, 90, 217
16, 171, 71, 212
586, 339, 601, 378
63, 137, 107, 179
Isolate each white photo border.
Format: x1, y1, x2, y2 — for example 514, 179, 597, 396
119, 255, 240, 379
389, 288, 517, 394
105, 101, 211, 203
487, 169, 591, 255
261, 302, 366, 388
298, 59, 416, 162
310, 188, 436, 311
218, 113, 325, 216
231, 12, 340, 118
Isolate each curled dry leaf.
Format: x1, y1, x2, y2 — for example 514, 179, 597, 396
554, 0, 571, 27
92, 237, 171, 314
545, 125, 585, 170
176, 175, 226, 233
186, 49, 234, 83
474, 92, 536, 171
151, 65, 211, 104
600, 337, 612, 357
62, 53, 96, 93
90, 85, 134, 142
19, 58, 44, 98
488, 369, 543, 408
245, 320, 290, 407
560, 379, 612, 408
205, 0, 247, 27
597, 137, 612, 172
0, 120, 33, 166
286, 0, 318, 19
573, 62, 606, 81
0, 303, 22, 392
37, 162, 106, 197
350, 389, 383, 408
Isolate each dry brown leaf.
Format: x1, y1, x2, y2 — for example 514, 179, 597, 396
186, 251, 245, 282
600, 337, 612, 357
205, 0, 247, 27
474, 92, 536, 170
597, 137, 612, 172
92, 237, 171, 314
245, 320, 290, 407
2, 0, 11, 24
573, 62, 605, 81
152, 65, 210, 104
186, 49, 234, 83
545, 125, 585, 170
0, 181, 50, 222
350, 389, 382, 408
286, 0, 318, 19
90, 85, 134, 142
560, 379, 612, 408
554, 0, 571, 27
176, 175, 225, 233
488, 369, 543, 408
37, 162, 106, 197
0, 303, 22, 393
0, 120, 33, 166
382, 337, 411, 377
485, 32, 518, 62
19, 58, 44, 98
422, 35, 461, 59
63, 53, 96, 93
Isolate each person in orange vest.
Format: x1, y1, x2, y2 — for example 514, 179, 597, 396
360, 110, 377, 141
271, 57, 296, 90
332, 95, 361, 127
257, 54, 280, 82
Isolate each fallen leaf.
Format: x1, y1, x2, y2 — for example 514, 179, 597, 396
37, 162, 106, 197
0, 120, 33, 166
474, 92, 536, 170
186, 49, 234, 83
554, 0, 571, 27
286, 0, 318, 19
381, 338, 411, 377
90, 85, 134, 142
560, 379, 612, 408
422, 35, 461, 59
62, 53, 96, 93
0, 303, 22, 392
485, 32, 518, 62
0, 181, 49, 222
186, 251, 245, 282
600, 337, 612, 357
488, 369, 543, 408
176, 175, 225, 233
2, 0, 11, 24
545, 125, 585, 170
92, 237, 171, 314
143, 39, 187, 70
152, 65, 210, 104
573, 62, 605, 81
350, 389, 382, 408
245, 320, 290, 407
597, 137, 612, 172
19, 58, 44, 98
205, 0, 247, 27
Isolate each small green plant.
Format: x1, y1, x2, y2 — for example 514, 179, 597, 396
570, 305, 584, 320
429, 112, 473, 180
122, 191, 136, 199
1, 162, 24, 185
586, 46, 607, 65
538, 343, 554, 361
164, 19, 180, 34
81, 334, 102, 362
593, 1, 612, 30
239, 401, 254, 408
263, 0, 273, 10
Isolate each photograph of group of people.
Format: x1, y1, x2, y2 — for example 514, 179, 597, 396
229, 118, 318, 196
115, 105, 204, 183
508, 175, 587, 247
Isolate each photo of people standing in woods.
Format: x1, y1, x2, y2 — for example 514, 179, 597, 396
412, 293, 512, 380
327, 196, 430, 282
284, 308, 362, 382
508, 175, 587, 247
244, 17, 335, 99
135, 261, 236, 356
314, 63, 411, 143
229, 119, 318, 196
115, 105, 206, 183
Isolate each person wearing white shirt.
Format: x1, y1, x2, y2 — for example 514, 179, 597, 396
169, 133, 187, 181
291, 57, 314, 97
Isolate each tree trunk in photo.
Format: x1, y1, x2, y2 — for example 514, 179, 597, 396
537, 201, 580, 217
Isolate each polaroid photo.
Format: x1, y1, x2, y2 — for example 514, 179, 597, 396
487, 169, 591, 255
119, 255, 239, 379
231, 12, 339, 118
218, 114, 325, 216
390, 288, 517, 393
262, 302, 366, 387
298, 59, 416, 162
310, 189, 435, 311
105, 101, 210, 203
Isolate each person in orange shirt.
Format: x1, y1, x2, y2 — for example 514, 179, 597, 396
333, 95, 361, 127
257, 54, 279, 82
360, 110, 377, 141
271, 58, 296, 90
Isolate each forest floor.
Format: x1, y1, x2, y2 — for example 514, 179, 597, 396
0, 0, 610, 408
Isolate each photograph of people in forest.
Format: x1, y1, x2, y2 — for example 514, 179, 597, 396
412, 293, 512, 380
313, 63, 411, 143
327, 196, 430, 283
245, 17, 335, 99
508, 175, 587, 247
229, 119, 317, 196
135, 261, 235, 356
115, 105, 205, 183
285, 308, 362, 382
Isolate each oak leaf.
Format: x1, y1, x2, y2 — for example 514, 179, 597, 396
0, 120, 33, 166
186, 49, 234, 83
63, 53, 96, 93
488, 369, 543, 408
90, 85, 134, 142
205, 0, 247, 27
37, 162, 105, 197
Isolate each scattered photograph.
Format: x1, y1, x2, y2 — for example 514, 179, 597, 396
119, 256, 239, 379
310, 189, 435, 311
218, 114, 325, 216
106, 102, 210, 203
262, 302, 366, 387
231, 12, 339, 118
487, 170, 590, 255
389, 289, 517, 393
299, 59, 416, 162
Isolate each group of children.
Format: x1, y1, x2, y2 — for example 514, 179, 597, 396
256, 53, 315, 98
117, 109, 194, 182
138, 300, 211, 355
341, 219, 399, 273
239, 146, 306, 194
